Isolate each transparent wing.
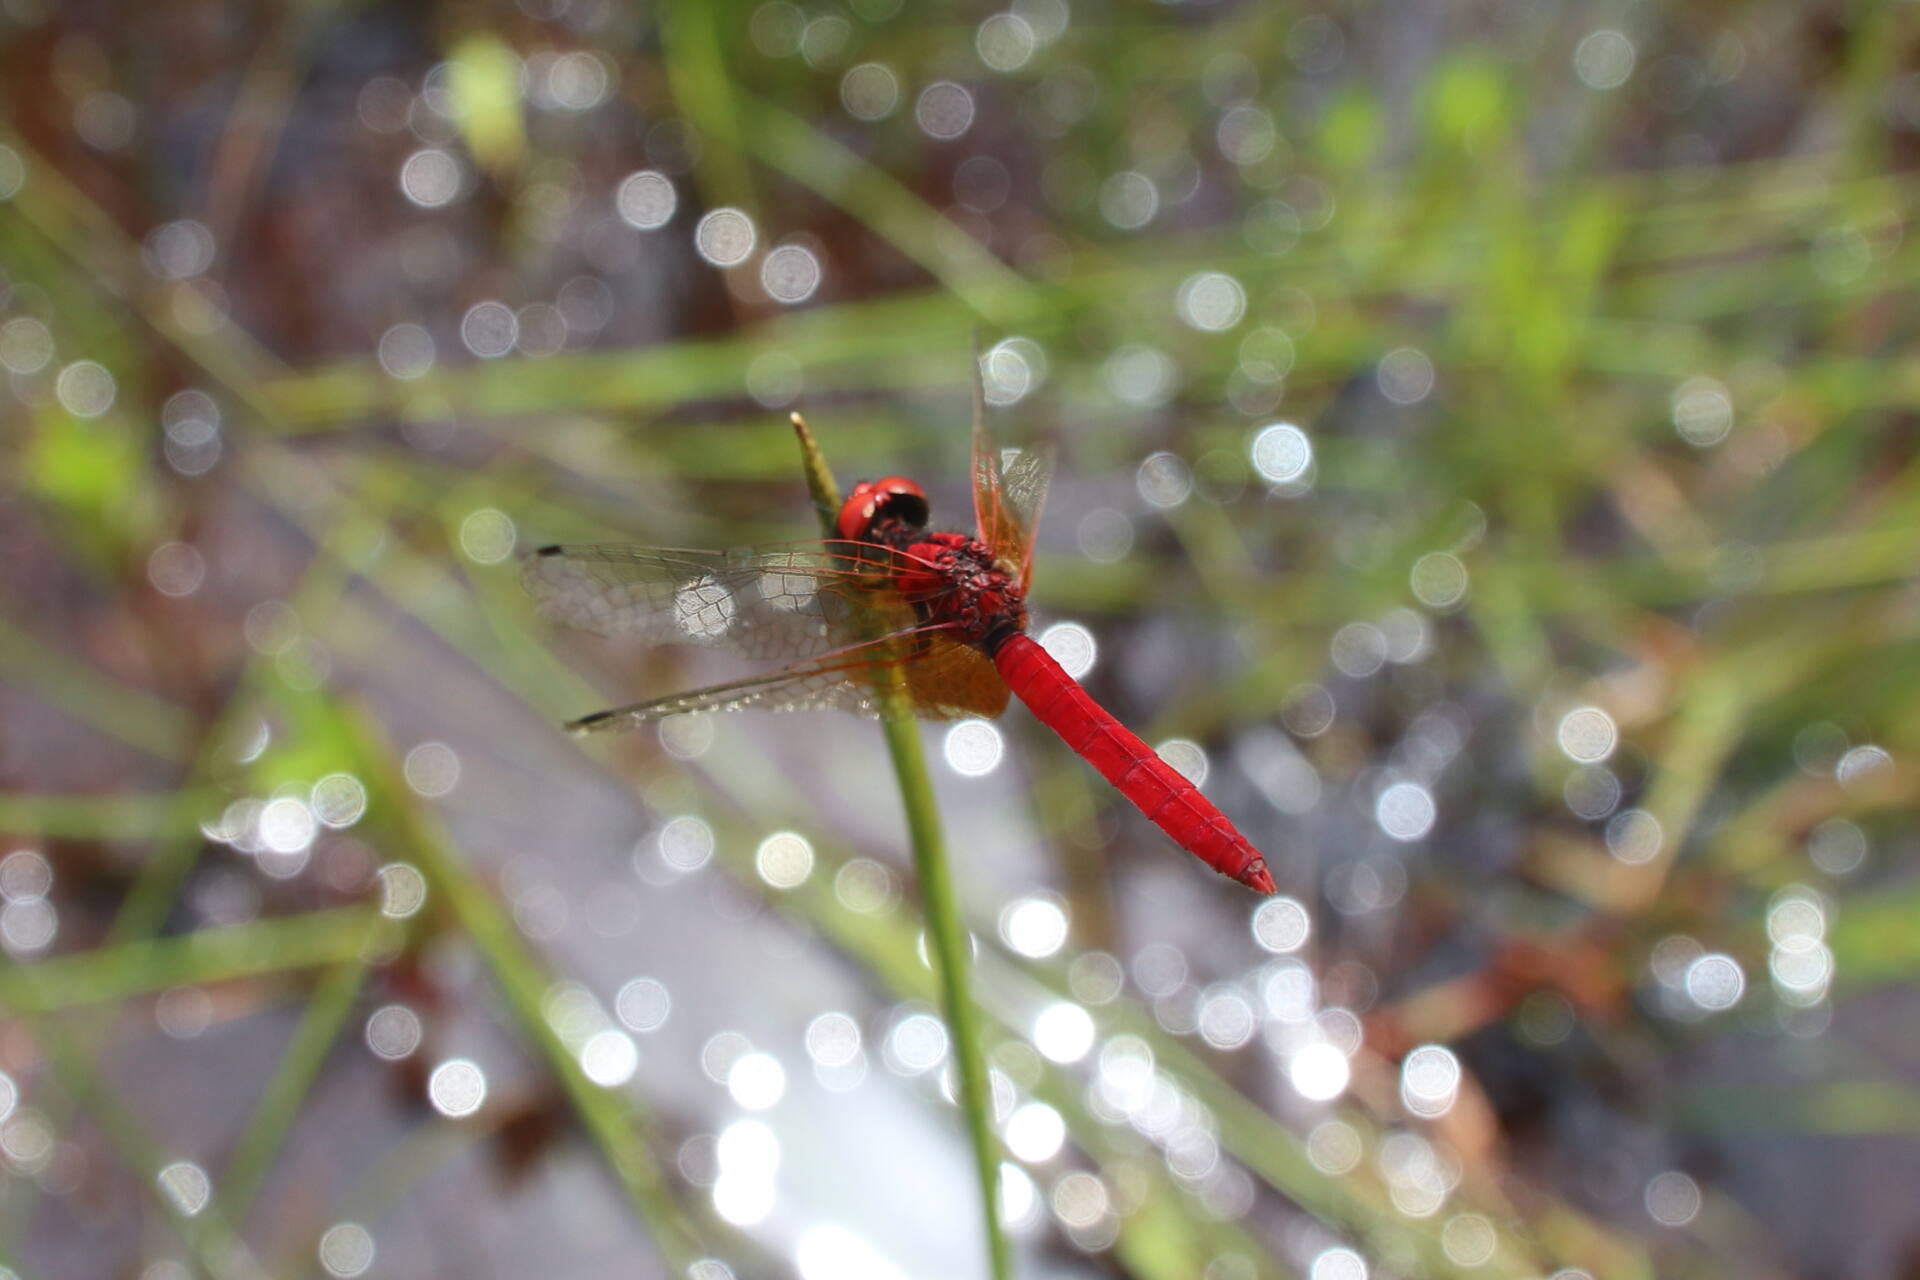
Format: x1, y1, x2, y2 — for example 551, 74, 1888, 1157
526, 542, 1012, 729
992, 445, 1054, 589
567, 627, 1008, 732
521, 541, 933, 661
970, 359, 1054, 589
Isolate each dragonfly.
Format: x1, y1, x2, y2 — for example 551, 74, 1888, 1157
522, 399, 1276, 895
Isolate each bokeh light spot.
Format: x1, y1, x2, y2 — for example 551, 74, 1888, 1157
1377, 346, 1435, 404
156, 1161, 210, 1216
712, 1173, 775, 1226
582, 1029, 639, 1087
146, 542, 206, 599
1307, 1121, 1363, 1175
1106, 345, 1177, 407
1684, 953, 1745, 1011
1331, 622, 1388, 678
1399, 1044, 1461, 1118
1375, 782, 1436, 841
694, 209, 758, 266
1099, 171, 1158, 230
615, 977, 672, 1033
1177, 271, 1247, 331
400, 149, 462, 207
1032, 1002, 1095, 1063
459, 302, 517, 358
318, 1224, 375, 1278
1835, 744, 1892, 787
1252, 897, 1312, 953
1672, 376, 1733, 446
795, 1226, 908, 1280
143, 220, 216, 279
0, 318, 53, 373
1576, 29, 1637, 90
1137, 451, 1194, 508
1807, 818, 1867, 875
311, 773, 368, 829
761, 244, 822, 303
998, 1162, 1041, 1230
1557, 706, 1618, 763
56, 360, 116, 418
976, 13, 1036, 71
755, 831, 815, 889
1250, 422, 1312, 484
1644, 1170, 1702, 1226
1289, 1042, 1350, 1102
1410, 552, 1469, 609
616, 170, 677, 229
805, 1012, 862, 1068
1156, 738, 1209, 786
378, 323, 436, 380
365, 1004, 422, 1060
835, 859, 898, 914
0, 852, 50, 905
376, 863, 427, 919
943, 719, 1004, 777
1037, 622, 1096, 678
1005, 1101, 1066, 1162
915, 81, 976, 139
658, 815, 716, 872
403, 742, 461, 797
427, 1058, 487, 1116
1000, 895, 1068, 958
885, 1013, 949, 1075
728, 1052, 787, 1110
1197, 988, 1257, 1049
458, 508, 516, 564
841, 63, 900, 120
1440, 1214, 1496, 1266
1309, 1246, 1368, 1280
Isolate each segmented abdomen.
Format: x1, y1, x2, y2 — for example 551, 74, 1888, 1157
992, 633, 1275, 893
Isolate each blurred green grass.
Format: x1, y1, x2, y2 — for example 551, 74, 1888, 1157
2, 4, 1918, 1278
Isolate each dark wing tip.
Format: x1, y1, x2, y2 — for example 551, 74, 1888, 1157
534, 544, 566, 557
565, 710, 618, 735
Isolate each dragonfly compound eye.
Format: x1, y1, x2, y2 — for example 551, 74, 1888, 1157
836, 476, 930, 539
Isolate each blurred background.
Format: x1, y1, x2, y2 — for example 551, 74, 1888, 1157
2, 1, 1917, 1277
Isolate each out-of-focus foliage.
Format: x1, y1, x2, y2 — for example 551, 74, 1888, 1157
2, 2, 1918, 1278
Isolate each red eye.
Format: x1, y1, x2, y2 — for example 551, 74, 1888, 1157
835, 481, 881, 540
836, 477, 929, 540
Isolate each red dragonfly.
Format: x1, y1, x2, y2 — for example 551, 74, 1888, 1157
523, 403, 1275, 895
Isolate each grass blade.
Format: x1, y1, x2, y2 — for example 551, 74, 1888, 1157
790, 411, 1011, 1280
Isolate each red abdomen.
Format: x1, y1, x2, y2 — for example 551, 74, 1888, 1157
992, 633, 1275, 894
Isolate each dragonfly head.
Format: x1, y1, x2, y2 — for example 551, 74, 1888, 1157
837, 476, 929, 540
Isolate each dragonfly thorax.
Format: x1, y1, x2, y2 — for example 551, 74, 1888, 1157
891, 529, 1028, 654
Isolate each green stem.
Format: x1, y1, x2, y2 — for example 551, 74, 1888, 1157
220, 958, 370, 1222
791, 413, 1010, 1280
0, 614, 191, 762
0, 907, 393, 1014
880, 709, 1010, 1280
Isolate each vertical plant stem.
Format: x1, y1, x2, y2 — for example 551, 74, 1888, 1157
790, 413, 1010, 1280
878, 712, 1011, 1280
